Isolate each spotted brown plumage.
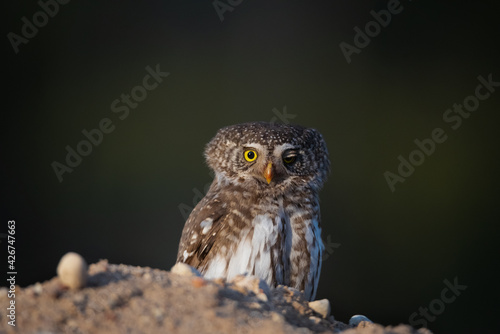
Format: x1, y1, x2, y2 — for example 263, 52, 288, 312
177, 122, 330, 300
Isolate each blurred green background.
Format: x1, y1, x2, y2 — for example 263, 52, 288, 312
3, 1, 499, 333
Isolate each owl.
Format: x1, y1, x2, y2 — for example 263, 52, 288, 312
176, 122, 330, 300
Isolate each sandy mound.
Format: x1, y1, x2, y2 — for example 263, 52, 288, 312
0, 260, 432, 334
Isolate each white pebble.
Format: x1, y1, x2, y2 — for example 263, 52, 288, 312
171, 262, 202, 277
229, 274, 271, 301
57, 252, 88, 290
308, 299, 331, 318
309, 316, 322, 324
33, 282, 43, 295
349, 314, 373, 326
271, 312, 285, 323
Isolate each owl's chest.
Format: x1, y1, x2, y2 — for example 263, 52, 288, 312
224, 213, 285, 283
203, 198, 316, 287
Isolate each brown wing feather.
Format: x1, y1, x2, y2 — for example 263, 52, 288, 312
176, 191, 228, 269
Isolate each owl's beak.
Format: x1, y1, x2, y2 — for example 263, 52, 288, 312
264, 161, 273, 184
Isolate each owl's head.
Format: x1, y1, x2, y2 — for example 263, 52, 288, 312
204, 122, 330, 193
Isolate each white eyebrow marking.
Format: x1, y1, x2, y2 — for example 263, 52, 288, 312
274, 143, 297, 155
243, 143, 267, 152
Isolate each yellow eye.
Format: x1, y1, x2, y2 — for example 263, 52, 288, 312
244, 149, 258, 162
283, 156, 296, 164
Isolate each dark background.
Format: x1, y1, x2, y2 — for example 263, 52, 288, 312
3, 1, 500, 333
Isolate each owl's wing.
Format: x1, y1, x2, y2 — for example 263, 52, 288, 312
176, 194, 228, 269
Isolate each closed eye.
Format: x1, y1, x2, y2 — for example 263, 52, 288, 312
283, 155, 296, 164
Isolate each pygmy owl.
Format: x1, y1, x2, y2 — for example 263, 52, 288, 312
176, 122, 330, 300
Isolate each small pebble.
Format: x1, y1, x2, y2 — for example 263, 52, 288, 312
57, 252, 88, 290
271, 312, 285, 323
292, 301, 303, 309
213, 277, 225, 286
309, 316, 322, 324
153, 307, 164, 322
191, 277, 207, 288
33, 282, 43, 295
170, 262, 202, 277
229, 274, 271, 302
308, 299, 331, 318
349, 314, 373, 326
142, 272, 152, 282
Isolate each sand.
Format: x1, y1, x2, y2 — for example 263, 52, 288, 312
0, 260, 432, 334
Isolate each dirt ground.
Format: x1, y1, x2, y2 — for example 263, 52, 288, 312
0, 260, 432, 334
